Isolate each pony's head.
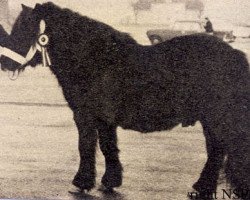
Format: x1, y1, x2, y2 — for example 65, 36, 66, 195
0, 25, 10, 70
0, 4, 46, 71
1, 2, 137, 74
0, 25, 9, 45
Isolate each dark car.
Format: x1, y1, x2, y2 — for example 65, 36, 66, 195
147, 20, 236, 44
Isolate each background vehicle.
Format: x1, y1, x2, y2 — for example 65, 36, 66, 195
146, 20, 236, 44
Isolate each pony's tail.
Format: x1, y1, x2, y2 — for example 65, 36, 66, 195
225, 50, 250, 200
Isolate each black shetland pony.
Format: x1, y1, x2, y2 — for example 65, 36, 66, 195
1, 3, 249, 199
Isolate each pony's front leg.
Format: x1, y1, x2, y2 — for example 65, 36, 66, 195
72, 113, 98, 191
98, 121, 123, 190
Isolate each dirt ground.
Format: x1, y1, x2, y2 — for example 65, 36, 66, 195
0, 31, 249, 200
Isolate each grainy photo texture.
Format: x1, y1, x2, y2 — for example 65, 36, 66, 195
0, 0, 249, 199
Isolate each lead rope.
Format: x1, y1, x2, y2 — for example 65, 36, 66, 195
0, 20, 51, 80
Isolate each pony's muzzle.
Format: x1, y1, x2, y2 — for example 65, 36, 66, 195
0, 46, 27, 65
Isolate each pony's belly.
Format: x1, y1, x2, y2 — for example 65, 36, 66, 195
116, 91, 183, 132
118, 111, 180, 133
119, 120, 179, 133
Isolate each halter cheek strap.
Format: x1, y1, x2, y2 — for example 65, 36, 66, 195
0, 20, 51, 67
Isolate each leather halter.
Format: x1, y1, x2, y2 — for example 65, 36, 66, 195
0, 20, 51, 70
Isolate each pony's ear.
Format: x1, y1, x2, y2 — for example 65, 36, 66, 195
33, 3, 44, 20
34, 3, 42, 10
21, 4, 30, 11
34, 3, 43, 14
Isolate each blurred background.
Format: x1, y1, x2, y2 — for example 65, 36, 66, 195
0, 0, 250, 38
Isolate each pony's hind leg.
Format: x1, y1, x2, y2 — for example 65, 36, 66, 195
193, 119, 225, 196
224, 98, 250, 199
98, 121, 123, 190
72, 113, 98, 191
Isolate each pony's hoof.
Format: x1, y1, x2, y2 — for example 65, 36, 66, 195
72, 174, 95, 191
101, 163, 123, 189
193, 181, 216, 194
101, 171, 122, 189
193, 181, 203, 192
192, 182, 217, 200
98, 184, 114, 193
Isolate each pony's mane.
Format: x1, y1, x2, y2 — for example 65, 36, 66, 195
40, 2, 137, 46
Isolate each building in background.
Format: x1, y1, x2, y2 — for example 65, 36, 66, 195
4, 0, 250, 34
128, 0, 204, 25
121, 0, 250, 27
0, 0, 12, 33
0, 0, 9, 21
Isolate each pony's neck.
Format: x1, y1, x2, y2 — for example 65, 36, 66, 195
38, 3, 139, 87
